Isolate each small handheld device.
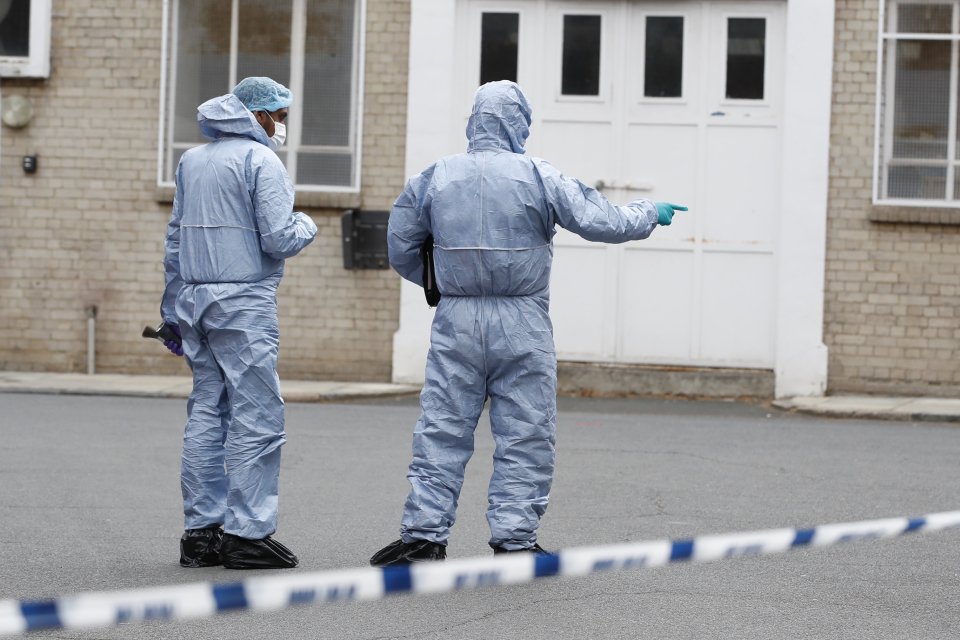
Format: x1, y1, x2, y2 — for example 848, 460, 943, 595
142, 322, 182, 347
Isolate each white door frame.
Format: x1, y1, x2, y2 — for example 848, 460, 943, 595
393, 0, 833, 399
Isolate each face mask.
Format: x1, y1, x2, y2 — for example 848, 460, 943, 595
262, 112, 286, 151
269, 121, 286, 151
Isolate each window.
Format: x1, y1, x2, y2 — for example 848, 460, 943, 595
562, 14, 601, 96
876, 1, 959, 205
726, 17, 766, 100
0, 0, 51, 78
159, 0, 364, 192
480, 12, 519, 84
644, 16, 684, 98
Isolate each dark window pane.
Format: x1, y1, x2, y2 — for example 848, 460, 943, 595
297, 152, 352, 185
726, 18, 765, 100
302, 0, 355, 147
480, 13, 518, 84
893, 40, 949, 160
562, 14, 601, 96
887, 165, 946, 199
644, 16, 683, 98
236, 0, 291, 88
0, 0, 30, 57
173, 147, 188, 172
897, 4, 952, 34
175, 0, 230, 143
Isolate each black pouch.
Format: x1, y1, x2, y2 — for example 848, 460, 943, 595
420, 235, 441, 307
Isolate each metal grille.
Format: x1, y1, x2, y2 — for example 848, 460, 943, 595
877, 1, 960, 205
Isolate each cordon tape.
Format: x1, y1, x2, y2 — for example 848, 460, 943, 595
2, 510, 959, 636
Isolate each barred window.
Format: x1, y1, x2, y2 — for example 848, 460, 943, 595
876, 1, 959, 206
159, 0, 364, 192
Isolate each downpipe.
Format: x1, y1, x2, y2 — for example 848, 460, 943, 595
86, 305, 97, 375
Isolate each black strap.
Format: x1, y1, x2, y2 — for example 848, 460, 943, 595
420, 235, 441, 307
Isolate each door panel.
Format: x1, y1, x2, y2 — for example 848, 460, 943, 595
703, 125, 780, 245
622, 123, 699, 242
540, 2, 618, 121
700, 251, 776, 365
618, 248, 696, 360
627, 3, 703, 122
535, 121, 617, 199
550, 244, 617, 358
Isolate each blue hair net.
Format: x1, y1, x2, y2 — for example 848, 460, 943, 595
232, 77, 293, 113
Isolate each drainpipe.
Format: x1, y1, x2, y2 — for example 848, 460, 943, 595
86, 305, 97, 375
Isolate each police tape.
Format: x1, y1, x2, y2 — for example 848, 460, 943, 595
2, 510, 960, 636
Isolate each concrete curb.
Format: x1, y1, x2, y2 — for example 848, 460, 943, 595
773, 395, 960, 422
0, 372, 420, 403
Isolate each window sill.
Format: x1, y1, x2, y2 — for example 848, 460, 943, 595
154, 186, 362, 210
868, 205, 960, 225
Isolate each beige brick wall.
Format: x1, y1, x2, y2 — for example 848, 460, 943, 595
827, 0, 960, 396
0, 0, 409, 382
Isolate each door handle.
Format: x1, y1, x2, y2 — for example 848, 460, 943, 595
594, 180, 654, 192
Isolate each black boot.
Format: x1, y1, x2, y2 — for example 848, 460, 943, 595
180, 526, 224, 568
370, 539, 447, 566
220, 533, 299, 569
491, 542, 548, 555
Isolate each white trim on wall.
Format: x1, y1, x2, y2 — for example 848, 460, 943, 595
391, 0, 459, 385
773, 0, 833, 398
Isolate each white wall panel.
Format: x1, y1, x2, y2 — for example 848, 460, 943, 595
700, 251, 776, 365
618, 248, 696, 361
703, 126, 781, 245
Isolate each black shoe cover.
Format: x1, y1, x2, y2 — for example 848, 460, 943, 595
369, 539, 447, 566
220, 533, 299, 569
491, 542, 548, 555
180, 526, 224, 568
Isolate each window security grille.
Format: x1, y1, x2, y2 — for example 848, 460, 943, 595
876, 0, 960, 206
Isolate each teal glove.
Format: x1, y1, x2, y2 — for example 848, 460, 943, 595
655, 201, 688, 226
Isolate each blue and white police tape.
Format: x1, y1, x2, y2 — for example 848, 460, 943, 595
2, 510, 960, 636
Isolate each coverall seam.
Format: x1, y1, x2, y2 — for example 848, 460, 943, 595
182, 224, 257, 231
477, 153, 489, 382
434, 244, 551, 251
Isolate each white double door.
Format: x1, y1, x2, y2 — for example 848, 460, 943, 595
458, 0, 786, 368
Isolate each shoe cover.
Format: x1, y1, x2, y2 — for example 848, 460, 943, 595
180, 526, 224, 567
221, 533, 299, 569
369, 539, 447, 566
491, 542, 547, 555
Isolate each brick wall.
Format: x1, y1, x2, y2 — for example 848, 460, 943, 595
827, 0, 960, 396
0, 0, 409, 382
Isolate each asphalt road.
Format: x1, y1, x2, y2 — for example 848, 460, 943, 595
2, 392, 959, 639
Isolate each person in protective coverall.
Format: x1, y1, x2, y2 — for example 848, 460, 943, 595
370, 80, 686, 566
161, 77, 316, 569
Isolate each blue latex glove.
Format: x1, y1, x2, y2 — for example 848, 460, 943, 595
655, 202, 688, 226
164, 323, 183, 357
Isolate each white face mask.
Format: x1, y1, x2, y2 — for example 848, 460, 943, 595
269, 121, 286, 151
262, 112, 286, 151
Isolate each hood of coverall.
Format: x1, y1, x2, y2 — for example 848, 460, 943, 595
196, 93, 271, 147
465, 80, 532, 154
